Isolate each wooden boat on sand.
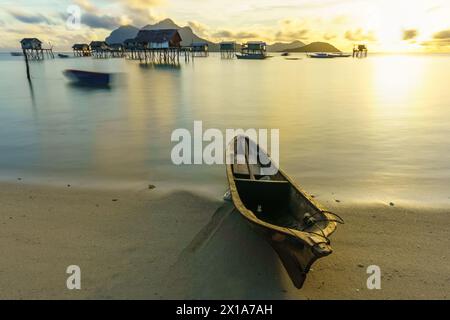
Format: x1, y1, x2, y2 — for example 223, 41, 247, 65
226, 136, 343, 288
58, 53, 70, 58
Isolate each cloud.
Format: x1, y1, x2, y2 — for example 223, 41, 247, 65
344, 28, 376, 42
421, 29, 450, 48
70, 0, 160, 28
81, 13, 122, 29
324, 33, 337, 41
271, 19, 311, 41
124, 0, 164, 8
249, 0, 356, 13
275, 29, 309, 41
187, 21, 210, 37
212, 30, 259, 40
433, 29, 450, 40
403, 29, 418, 41
9, 10, 54, 25
74, 0, 97, 11
421, 39, 450, 47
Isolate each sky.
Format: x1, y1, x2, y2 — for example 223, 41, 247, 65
1, 0, 449, 52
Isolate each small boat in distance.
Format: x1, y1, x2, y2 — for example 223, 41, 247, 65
226, 136, 343, 289
330, 52, 352, 58
10, 52, 23, 57
236, 53, 267, 60
307, 52, 335, 59
281, 52, 290, 57
63, 69, 111, 86
58, 53, 70, 58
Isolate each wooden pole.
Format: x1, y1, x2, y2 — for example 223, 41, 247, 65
22, 49, 31, 81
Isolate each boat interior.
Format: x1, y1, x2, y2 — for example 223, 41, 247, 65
230, 137, 329, 232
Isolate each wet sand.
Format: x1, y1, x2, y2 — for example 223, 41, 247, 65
0, 182, 448, 299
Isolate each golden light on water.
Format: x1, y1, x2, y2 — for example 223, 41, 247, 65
371, 55, 427, 111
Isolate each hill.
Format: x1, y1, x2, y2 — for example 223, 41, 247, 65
143, 19, 218, 50
267, 40, 305, 52
286, 42, 341, 53
105, 25, 139, 45
104, 20, 338, 54
105, 18, 219, 49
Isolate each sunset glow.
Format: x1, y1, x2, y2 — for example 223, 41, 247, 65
0, 0, 449, 52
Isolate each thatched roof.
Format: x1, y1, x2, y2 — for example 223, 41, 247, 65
21, 38, 42, 44
246, 41, 266, 45
220, 41, 236, 49
124, 38, 138, 44
135, 29, 182, 46
192, 42, 208, 47
109, 43, 123, 49
89, 41, 108, 49
72, 43, 89, 50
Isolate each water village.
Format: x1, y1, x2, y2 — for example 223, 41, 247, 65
18, 28, 368, 63
17, 28, 369, 86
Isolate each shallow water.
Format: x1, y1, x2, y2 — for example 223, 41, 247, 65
1, 52, 449, 206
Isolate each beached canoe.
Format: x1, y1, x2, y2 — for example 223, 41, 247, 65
63, 69, 111, 86
226, 136, 343, 288
58, 53, 70, 58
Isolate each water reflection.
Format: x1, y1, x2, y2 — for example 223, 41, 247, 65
0, 53, 449, 204
139, 62, 181, 70
67, 82, 112, 91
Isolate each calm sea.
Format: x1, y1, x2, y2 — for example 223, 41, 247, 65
1, 52, 449, 207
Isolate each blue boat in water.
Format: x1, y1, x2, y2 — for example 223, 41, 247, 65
63, 69, 111, 86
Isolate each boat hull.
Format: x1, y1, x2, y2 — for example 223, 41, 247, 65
236, 53, 267, 60
225, 136, 339, 289
307, 53, 335, 59
331, 53, 352, 58
63, 69, 111, 86
247, 215, 332, 288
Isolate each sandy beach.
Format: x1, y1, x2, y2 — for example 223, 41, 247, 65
0, 181, 448, 300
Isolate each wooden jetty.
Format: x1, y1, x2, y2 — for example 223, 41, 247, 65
220, 41, 236, 58
353, 44, 368, 58
191, 42, 209, 57
20, 38, 54, 60
90, 41, 110, 58
124, 38, 140, 59
72, 43, 91, 57
181, 47, 192, 62
133, 29, 182, 65
109, 43, 124, 58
